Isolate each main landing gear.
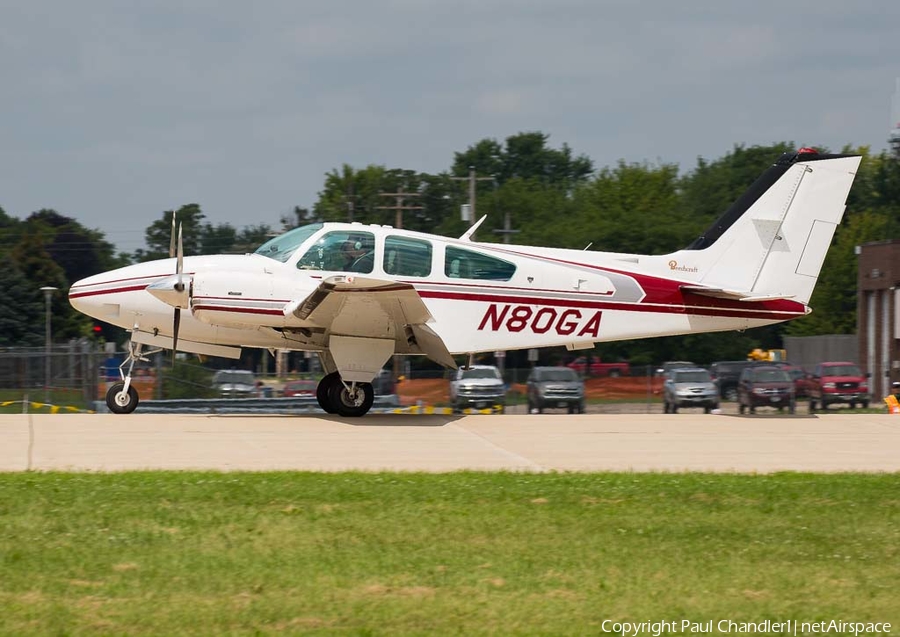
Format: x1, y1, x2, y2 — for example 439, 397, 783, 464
316, 371, 374, 417
106, 342, 161, 414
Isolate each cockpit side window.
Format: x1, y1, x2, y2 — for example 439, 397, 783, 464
296, 231, 376, 274
445, 246, 516, 281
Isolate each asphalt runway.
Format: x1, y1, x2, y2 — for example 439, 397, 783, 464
1, 412, 899, 473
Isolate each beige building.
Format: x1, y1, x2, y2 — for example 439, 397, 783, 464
857, 240, 900, 398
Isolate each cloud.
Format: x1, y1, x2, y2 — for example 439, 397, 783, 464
1, 0, 899, 252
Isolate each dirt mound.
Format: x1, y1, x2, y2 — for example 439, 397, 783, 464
398, 376, 662, 405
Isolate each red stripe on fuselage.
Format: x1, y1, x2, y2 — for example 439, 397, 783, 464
416, 290, 804, 320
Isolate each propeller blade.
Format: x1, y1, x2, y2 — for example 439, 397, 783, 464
172, 308, 181, 366
175, 223, 184, 292
168, 211, 177, 258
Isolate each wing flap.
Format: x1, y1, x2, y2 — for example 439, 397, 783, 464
285, 275, 456, 368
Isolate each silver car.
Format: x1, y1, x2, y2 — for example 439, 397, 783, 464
449, 365, 506, 413
212, 369, 258, 398
663, 367, 719, 414
526, 366, 585, 414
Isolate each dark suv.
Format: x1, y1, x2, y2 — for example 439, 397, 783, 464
709, 360, 757, 401
737, 365, 796, 414
526, 367, 585, 414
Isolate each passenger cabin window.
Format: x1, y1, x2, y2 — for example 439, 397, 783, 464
445, 246, 516, 281
296, 230, 375, 274
383, 236, 432, 277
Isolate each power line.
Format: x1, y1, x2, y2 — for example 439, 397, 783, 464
377, 186, 423, 229
450, 166, 494, 221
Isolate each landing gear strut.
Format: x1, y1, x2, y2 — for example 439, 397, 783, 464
106, 342, 161, 414
316, 372, 374, 417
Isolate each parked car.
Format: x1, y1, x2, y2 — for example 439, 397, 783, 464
663, 367, 719, 413
372, 368, 400, 407
808, 362, 869, 411
737, 365, 796, 414
212, 369, 257, 398
449, 365, 506, 413
566, 356, 629, 377
709, 360, 758, 401
526, 366, 585, 414
777, 364, 815, 399
656, 361, 696, 380
282, 379, 317, 398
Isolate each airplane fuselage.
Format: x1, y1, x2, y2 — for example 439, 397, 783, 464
70, 222, 806, 357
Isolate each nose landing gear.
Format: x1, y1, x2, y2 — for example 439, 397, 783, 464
105, 342, 162, 414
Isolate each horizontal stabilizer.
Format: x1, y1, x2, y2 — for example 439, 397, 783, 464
680, 285, 795, 303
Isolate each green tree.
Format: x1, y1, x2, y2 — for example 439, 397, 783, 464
9, 230, 86, 340
452, 132, 594, 189
0, 262, 44, 346
200, 223, 237, 254
24, 209, 125, 285
570, 161, 685, 254
136, 204, 205, 261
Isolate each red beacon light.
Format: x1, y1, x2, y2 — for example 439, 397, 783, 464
797, 147, 818, 155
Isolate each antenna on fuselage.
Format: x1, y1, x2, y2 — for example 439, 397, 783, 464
459, 215, 487, 241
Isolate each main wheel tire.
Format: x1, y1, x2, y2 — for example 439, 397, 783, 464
862, 401, 870, 409
316, 372, 340, 413
328, 380, 374, 417
850, 401, 856, 409
739, 403, 746, 414
106, 382, 139, 414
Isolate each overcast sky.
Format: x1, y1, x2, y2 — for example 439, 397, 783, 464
2, 1, 899, 253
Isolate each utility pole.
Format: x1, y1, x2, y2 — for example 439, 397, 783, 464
450, 166, 494, 221
377, 186, 423, 384
40, 286, 57, 404
494, 210, 520, 244
343, 183, 359, 222
377, 186, 423, 229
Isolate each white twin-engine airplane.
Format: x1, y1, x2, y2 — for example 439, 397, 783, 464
70, 148, 861, 417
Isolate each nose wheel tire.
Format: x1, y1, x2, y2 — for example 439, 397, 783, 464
106, 382, 139, 414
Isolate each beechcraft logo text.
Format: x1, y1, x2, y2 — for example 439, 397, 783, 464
668, 260, 698, 273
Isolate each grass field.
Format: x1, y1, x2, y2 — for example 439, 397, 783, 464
1, 472, 898, 635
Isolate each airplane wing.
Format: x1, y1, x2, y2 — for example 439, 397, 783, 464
680, 285, 795, 303
284, 275, 457, 369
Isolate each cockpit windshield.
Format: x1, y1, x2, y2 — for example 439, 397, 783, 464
254, 223, 323, 263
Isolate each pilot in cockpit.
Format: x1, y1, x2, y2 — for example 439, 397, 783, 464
339, 235, 374, 273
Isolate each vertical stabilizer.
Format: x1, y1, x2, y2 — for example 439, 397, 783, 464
665, 150, 860, 305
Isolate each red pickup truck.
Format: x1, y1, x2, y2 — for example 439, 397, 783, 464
567, 356, 629, 378
808, 362, 870, 410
